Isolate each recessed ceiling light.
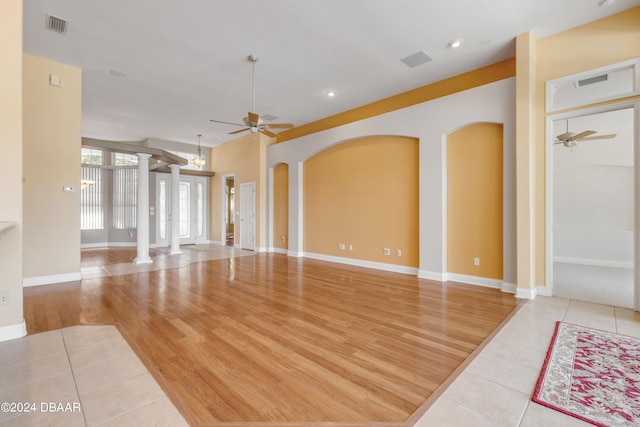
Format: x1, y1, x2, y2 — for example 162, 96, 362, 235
326, 91, 336, 98
448, 39, 464, 49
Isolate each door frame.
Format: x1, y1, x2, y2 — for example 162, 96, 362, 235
220, 174, 236, 246
545, 100, 640, 309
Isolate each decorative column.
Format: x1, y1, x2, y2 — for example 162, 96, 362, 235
169, 164, 182, 255
133, 153, 153, 264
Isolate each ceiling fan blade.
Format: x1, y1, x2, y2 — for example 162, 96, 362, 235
261, 129, 277, 138
265, 123, 294, 129
248, 112, 260, 126
210, 119, 245, 127
228, 128, 250, 135
555, 132, 573, 141
572, 130, 596, 139
580, 134, 617, 141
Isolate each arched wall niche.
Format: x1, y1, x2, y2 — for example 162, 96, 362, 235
266, 78, 516, 289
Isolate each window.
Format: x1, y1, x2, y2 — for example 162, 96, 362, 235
81, 148, 103, 165
158, 178, 167, 240
179, 181, 191, 238
81, 166, 103, 230
113, 152, 138, 166
113, 167, 138, 229
81, 148, 104, 230
168, 150, 204, 171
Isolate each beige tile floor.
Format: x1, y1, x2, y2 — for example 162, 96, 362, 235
0, 325, 188, 427
416, 296, 640, 427
5, 270, 640, 427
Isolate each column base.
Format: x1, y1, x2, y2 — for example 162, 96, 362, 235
169, 250, 183, 255
133, 257, 153, 265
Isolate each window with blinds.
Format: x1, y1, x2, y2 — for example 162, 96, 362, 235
81, 148, 104, 230
113, 167, 138, 229
81, 166, 103, 230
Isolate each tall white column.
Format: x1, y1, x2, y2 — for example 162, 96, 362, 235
134, 153, 153, 264
169, 164, 182, 255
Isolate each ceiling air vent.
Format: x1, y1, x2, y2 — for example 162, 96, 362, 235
46, 14, 67, 34
575, 74, 608, 88
401, 51, 432, 68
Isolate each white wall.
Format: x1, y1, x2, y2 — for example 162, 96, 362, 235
267, 78, 517, 288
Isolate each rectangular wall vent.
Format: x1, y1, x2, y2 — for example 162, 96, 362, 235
46, 14, 67, 34
575, 74, 608, 88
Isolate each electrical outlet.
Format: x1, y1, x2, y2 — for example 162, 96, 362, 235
339, 243, 346, 250
474, 257, 480, 266
383, 248, 391, 255
397, 249, 402, 256
349, 244, 353, 251
0, 292, 9, 305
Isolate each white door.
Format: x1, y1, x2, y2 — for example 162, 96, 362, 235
156, 175, 208, 247
239, 182, 255, 250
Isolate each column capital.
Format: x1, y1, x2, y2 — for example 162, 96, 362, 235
137, 153, 152, 160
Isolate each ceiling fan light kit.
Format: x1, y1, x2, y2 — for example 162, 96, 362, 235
209, 54, 294, 138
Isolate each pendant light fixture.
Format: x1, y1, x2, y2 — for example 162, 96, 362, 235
194, 134, 206, 167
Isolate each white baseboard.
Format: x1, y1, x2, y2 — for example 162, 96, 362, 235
271, 247, 288, 255
23, 272, 82, 287
304, 252, 419, 275
418, 270, 446, 281
446, 273, 503, 290
553, 256, 633, 269
81, 242, 138, 249
516, 286, 538, 299
535, 285, 550, 296
0, 319, 27, 342
501, 282, 517, 294
287, 250, 304, 257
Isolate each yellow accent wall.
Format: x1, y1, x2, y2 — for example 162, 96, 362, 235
0, 0, 23, 331
533, 6, 640, 286
23, 54, 82, 280
447, 124, 503, 279
273, 163, 289, 251
210, 133, 274, 248
303, 136, 419, 266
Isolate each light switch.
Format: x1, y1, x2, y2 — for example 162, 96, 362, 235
50, 74, 61, 87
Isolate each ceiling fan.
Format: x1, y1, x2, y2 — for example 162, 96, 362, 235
554, 120, 616, 148
210, 55, 294, 138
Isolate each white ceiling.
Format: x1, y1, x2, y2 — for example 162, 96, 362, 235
23, 0, 640, 148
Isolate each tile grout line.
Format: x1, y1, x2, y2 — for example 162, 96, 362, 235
439, 394, 513, 426
92, 395, 168, 427
60, 328, 90, 427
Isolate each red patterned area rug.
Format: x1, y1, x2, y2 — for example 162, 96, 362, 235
533, 322, 640, 426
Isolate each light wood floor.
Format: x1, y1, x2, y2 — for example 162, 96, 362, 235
23, 248, 520, 426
